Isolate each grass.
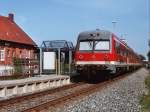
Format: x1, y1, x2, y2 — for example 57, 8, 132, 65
141, 71, 150, 112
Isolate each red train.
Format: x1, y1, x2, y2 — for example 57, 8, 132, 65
75, 29, 142, 78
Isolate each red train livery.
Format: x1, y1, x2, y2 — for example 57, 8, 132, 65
75, 29, 141, 76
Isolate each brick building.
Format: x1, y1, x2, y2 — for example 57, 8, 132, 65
0, 13, 37, 76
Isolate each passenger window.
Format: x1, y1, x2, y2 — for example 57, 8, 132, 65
116, 42, 120, 54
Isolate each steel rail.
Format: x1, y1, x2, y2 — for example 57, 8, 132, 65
0, 82, 84, 107
22, 71, 132, 112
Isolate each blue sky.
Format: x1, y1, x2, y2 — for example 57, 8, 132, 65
0, 0, 149, 58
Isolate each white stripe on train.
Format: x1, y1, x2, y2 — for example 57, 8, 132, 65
76, 61, 141, 66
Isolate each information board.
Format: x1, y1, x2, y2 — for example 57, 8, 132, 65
43, 52, 55, 70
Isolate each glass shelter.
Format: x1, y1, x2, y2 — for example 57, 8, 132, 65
40, 40, 74, 75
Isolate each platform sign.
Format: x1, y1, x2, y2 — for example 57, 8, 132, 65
43, 52, 55, 70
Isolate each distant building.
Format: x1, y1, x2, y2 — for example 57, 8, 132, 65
0, 13, 37, 76
142, 60, 150, 68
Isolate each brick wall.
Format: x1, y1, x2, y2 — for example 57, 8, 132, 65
0, 43, 37, 76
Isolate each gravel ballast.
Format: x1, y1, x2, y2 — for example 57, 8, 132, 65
59, 68, 148, 112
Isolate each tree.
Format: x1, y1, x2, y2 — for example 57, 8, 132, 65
146, 39, 150, 61
147, 51, 150, 61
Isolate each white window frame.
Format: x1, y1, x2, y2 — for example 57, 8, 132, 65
0, 48, 5, 61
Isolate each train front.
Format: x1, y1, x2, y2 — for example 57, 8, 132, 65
75, 30, 115, 75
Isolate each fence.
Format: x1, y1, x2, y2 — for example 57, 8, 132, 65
0, 58, 39, 77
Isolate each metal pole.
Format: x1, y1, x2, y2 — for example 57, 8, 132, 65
55, 52, 57, 75
58, 48, 61, 75
69, 51, 72, 75
40, 48, 42, 75
112, 21, 117, 32
149, 0, 150, 52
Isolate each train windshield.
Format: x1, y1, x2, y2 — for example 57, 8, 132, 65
79, 40, 110, 51
94, 40, 110, 51
79, 41, 93, 50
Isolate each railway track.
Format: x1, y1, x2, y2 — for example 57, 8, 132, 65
0, 70, 137, 112
0, 82, 86, 112
22, 72, 132, 112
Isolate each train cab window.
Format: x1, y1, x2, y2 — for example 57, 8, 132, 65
79, 41, 93, 51
94, 40, 110, 51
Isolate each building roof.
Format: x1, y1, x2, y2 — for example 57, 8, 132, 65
0, 14, 37, 46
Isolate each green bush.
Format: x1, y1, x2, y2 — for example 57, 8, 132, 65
141, 72, 150, 111
145, 75, 150, 93
13, 58, 23, 74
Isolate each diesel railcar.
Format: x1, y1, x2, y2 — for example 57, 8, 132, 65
75, 29, 141, 78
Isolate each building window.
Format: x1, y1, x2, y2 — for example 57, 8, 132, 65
7, 49, 10, 58
20, 50, 22, 58
28, 50, 31, 58
12, 49, 15, 57
0, 48, 5, 61
25, 50, 28, 58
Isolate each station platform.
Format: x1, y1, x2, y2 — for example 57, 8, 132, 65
0, 75, 70, 98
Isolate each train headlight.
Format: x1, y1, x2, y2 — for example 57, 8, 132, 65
79, 55, 84, 59
104, 54, 109, 60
